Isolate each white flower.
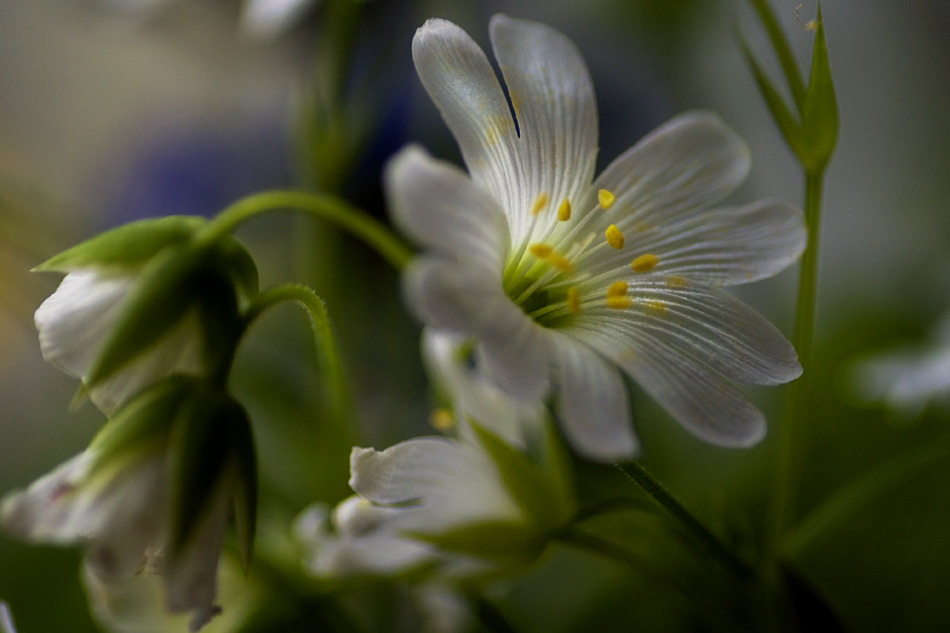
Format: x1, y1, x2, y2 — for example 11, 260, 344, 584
849, 312, 950, 419
35, 269, 205, 415
0, 602, 16, 633
386, 15, 806, 461
296, 421, 573, 578
422, 328, 544, 450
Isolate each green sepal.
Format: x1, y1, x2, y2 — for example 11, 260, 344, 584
86, 376, 195, 472
538, 418, 576, 522
800, 3, 838, 172
83, 245, 208, 388
229, 405, 258, 574
33, 216, 207, 273
167, 387, 235, 560
746, 0, 807, 112
739, 34, 805, 161
468, 420, 573, 532
404, 520, 545, 565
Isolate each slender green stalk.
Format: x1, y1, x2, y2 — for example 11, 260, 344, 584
557, 528, 751, 633
203, 190, 414, 271
614, 462, 753, 581
244, 283, 351, 426
746, 0, 807, 112
770, 171, 824, 551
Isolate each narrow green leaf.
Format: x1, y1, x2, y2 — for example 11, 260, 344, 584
87, 376, 194, 470
228, 405, 258, 573
167, 388, 234, 557
34, 216, 206, 273
739, 33, 806, 161
84, 246, 205, 388
800, 3, 839, 172
746, 0, 807, 112
468, 420, 567, 531
404, 520, 544, 564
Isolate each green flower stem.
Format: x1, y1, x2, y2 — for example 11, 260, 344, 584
203, 190, 414, 271
557, 528, 751, 633
614, 462, 753, 581
244, 283, 351, 426
770, 170, 824, 553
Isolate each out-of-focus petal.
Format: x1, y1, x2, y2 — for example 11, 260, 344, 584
240, 0, 321, 39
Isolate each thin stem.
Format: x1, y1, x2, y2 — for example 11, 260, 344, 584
557, 528, 751, 633
770, 170, 824, 555
244, 283, 351, 427
203, 190, 414, 271
614, 462, 754, 581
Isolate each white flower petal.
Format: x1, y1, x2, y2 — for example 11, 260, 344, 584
422, 329, 544, 449
489, 14, 599, 245
315, 532, 437, 577
575, 277, 800, 385
590, 111, 751, 229
0, 602, 15, 633
35, 271, 133, 380
412, 19, 525, 216
386, 146, 510, 275
550, 333, 638, 461
580, 199, 806, 286
348, 439, 521, 534
240, 0, 320, 39
474, 308, 551, 402
575, 320, 767, 447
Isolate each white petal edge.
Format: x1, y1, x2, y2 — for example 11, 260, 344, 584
386, 145, 510, 276
550, 332, 638, 461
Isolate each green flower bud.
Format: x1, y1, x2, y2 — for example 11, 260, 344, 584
34, 217, 259, 414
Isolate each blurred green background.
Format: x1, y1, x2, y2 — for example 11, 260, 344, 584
2, 0, 950, 631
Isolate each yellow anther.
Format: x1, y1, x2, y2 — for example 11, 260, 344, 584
430, 408, 455, 431
557, 198, 572, 221
665, 275, 688, 288
598, 189, 616, 209
631, 253, 659, 272
530, 192, 549, 216
606, 281, 628, 298
548, 253, 573, 273
529, 244, 553, 258
605, 224, 625, 250
567, 287, 582, 315
606, 296, 633, 310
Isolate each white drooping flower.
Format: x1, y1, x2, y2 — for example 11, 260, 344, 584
296, 420, 574, 579
36, 269, 204, 415
387, 15, 806, 461
849, 311, 950, 419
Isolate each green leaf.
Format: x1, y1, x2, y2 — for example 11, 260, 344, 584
34, 216, 206, 273
538, 418, 576, 522
404, 520, 545, 564
84, 246, 207, 388
87, 376, 194, 470
800, 3, 839, 172
167, 388, 235, 558
746, 0, 807, 113
739, 33, 806, 161
229, 404, 258, 573
468, 420, 570, 531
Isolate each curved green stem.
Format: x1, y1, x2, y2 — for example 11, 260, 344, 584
614, 462, 754, 581
244, 283, 351, 426
770, 171, 824, 555
203, 190, 414, 270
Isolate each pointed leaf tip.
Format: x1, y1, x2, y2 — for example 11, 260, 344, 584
802, 2, 839, 171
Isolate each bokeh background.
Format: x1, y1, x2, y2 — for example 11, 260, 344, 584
2, 0, 950, 631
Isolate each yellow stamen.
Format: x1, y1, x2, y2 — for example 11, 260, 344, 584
548, 253, 573, 272
529, 244, 553, 258
631, 253, 659, 272
567, 287, 581, 315
607, 296, 633, 310
598, 189, 615, 209
606, 281, 628, 298
429, 408, 455, 431
557, 198, 572, 221
530, 192, 549, 216
605, 224, 625, 249
665, 275, 688, 288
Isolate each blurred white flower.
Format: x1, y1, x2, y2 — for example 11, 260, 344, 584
849, 312, 950, 419
36, 269, 204, 415
0, 602, 16, 633
388, 15, 805, 461
296, 421, 574, 579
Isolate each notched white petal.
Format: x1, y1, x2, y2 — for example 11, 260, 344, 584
551, 334, 638, 461
386, 145, 509, 274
